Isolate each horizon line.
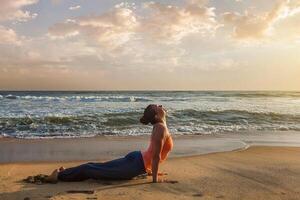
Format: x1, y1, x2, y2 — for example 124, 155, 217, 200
0, 89, 299, 92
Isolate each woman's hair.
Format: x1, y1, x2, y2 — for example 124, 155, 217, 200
140, 104, 157, 125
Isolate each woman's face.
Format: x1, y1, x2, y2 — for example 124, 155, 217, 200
154, 104, 167, 119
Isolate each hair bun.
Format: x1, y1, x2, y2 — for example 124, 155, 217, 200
140, 116, 149, 125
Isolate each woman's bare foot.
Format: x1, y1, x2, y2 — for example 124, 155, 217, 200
45, 169, 59, 183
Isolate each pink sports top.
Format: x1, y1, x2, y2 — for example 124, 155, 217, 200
142, 134, 173, 173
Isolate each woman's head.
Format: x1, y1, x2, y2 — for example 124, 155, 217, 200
140, 104, 167, 125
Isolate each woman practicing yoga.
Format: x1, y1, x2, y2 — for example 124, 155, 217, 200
46, 104, 173, 183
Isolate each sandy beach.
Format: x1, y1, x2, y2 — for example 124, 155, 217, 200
1, 133, 300, 200
0, 146, 300, 200
1, 0, 300, 197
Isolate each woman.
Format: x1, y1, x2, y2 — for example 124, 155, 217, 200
46, 104, 173, 183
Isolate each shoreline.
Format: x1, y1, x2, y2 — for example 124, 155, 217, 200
1, 131, 300, 163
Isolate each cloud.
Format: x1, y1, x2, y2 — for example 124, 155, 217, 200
0, 25, 21, 45
69, 5, 81, 11
49, 0, 220, 49
141, 0, 219, 43
2, 0, 300, 90
222, 1, 288, 40
0, 0, 38, 22
48, 6, 138, 49
222, 0, 300, 41
272, 3, 300, 41
0, 39, 99, 88
48, 20, 80, 38
45, 1, 224, 75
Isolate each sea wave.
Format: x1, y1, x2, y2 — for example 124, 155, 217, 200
5, 94, 18, 99
0, 109, 300, 138
1, 91, 300, 138
215, 91, 300, 98
171, 109, 300, 124
2, 95, 152, 102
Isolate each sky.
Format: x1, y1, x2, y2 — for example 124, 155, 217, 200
0, 0, 299, 91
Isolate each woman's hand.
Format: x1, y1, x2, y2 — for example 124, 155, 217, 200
147, 172, 168, 176
152, 178, 178, 184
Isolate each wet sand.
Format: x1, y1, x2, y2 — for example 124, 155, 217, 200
0, 146, 300, 200
1, 131, 300, 163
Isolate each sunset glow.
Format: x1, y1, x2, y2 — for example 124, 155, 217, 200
0, 0, 299, 90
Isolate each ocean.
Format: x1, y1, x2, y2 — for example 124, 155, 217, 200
0, 91, 299, 139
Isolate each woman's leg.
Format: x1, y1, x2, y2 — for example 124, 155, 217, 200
57, 151, 146, 182
57, 162, 95, 182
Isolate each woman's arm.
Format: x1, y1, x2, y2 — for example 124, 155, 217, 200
151, 124, 165, 183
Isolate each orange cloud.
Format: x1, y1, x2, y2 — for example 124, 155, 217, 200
223, 1, 286, 40
223, 0, 300, 41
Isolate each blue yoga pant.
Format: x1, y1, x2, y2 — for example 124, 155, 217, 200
57, 151, 146, 181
